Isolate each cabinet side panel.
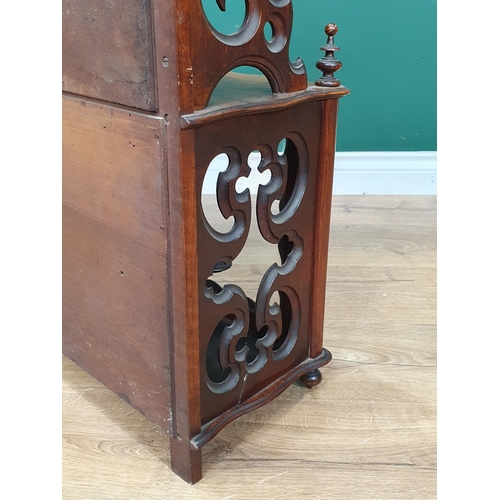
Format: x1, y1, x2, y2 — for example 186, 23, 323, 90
62, 96, 171, 431
62, 0, 157, 111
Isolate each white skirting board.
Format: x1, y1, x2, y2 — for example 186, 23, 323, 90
201, 151, 437, 195
333, 152, 436, 195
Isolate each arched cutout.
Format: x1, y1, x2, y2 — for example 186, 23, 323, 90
271, 134, 308, 224
208, 66, 274, 107
264, 13, 287, 53
200, 0, 246, 36
264, 22, 274, 42
277, 138, 287, 156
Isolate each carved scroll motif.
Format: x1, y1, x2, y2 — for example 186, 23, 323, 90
255, 133, 309, 243
202, 135, 308, 394
189, 0, 308, 109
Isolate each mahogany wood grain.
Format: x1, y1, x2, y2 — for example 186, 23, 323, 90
62, 95, 171, 430
62, 0, 348, 483
172, 0, 308, 112
150, 0, 207, 482
309, 98, 339, 359
192, 101, 325, 427
62, 0, 156, 111
181, 81, 349, 129
167, 126, 204, 484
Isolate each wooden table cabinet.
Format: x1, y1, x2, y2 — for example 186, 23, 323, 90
62, 0, 348, 484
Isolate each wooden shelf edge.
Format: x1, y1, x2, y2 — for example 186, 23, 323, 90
180, 87, 350, 129
190, 348, 332, 450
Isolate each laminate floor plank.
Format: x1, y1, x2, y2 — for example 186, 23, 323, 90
63, 195, 437, 499
327, 320, 436, 367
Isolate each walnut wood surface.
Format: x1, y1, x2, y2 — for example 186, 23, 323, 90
62, 96, 171, 430
62, 0, 156, 111
63, 195, 437, 498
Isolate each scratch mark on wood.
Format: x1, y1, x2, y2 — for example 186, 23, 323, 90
358, 436, 375, 445
237, 374, 248, 405
258, 470, 289, 484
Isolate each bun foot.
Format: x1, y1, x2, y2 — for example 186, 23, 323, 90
299, 368, 323, 389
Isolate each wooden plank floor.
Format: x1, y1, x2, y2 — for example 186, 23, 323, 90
63, 195, 437, 499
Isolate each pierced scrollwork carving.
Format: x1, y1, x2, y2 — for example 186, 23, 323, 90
205, 230, 303, 391
196, 103, 324, 417
264, 12, 287, 53
254, 231, 303, 362
204, 280, 250, 394
255, 133, 308, 243
202, 137, 308, 394
191, 0, 307, 109
202, 146, 251, 245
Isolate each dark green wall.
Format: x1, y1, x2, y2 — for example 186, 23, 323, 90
202, 0, 437, 152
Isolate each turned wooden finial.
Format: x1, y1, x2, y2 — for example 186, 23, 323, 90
315, 23, 342, 87
325, 23, 338, 37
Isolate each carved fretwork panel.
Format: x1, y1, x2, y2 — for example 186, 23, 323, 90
182, 0, 308, 110
195, 101, 323, 425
